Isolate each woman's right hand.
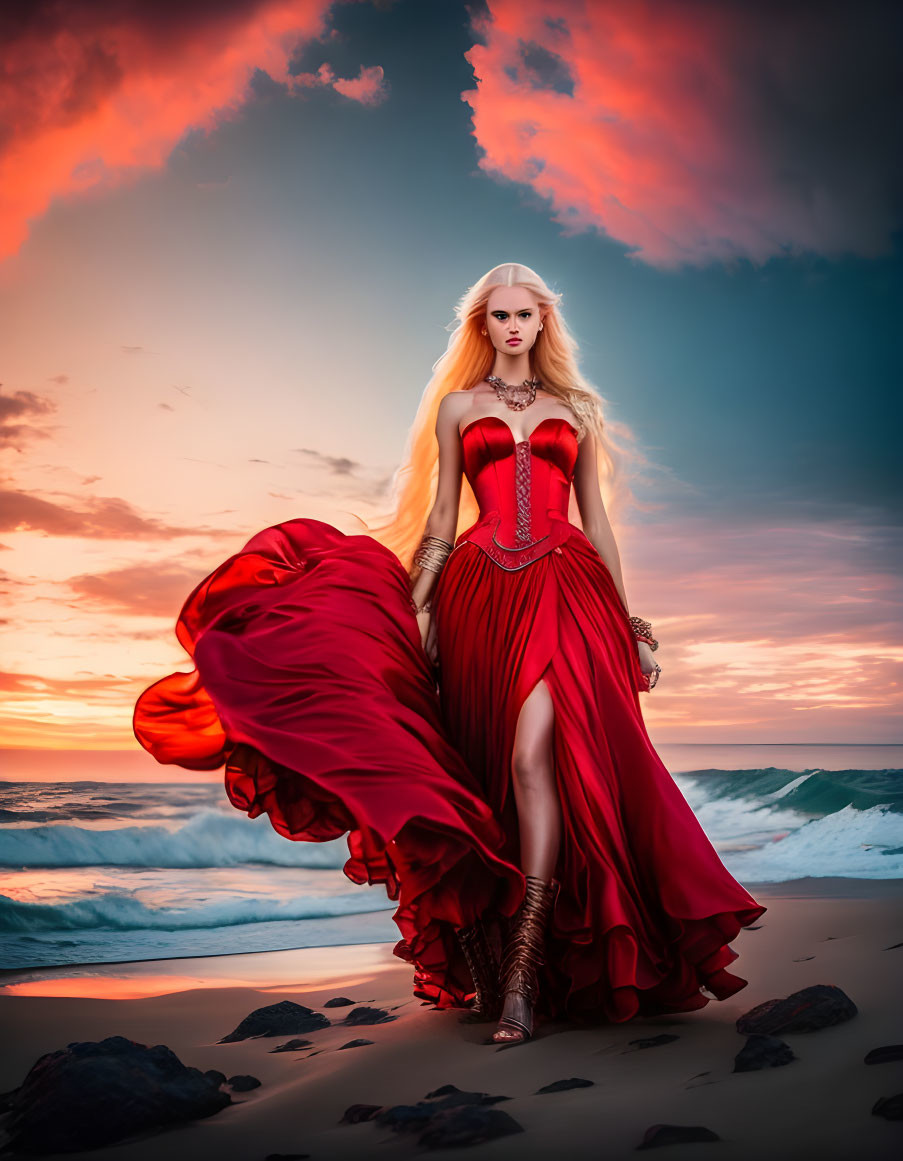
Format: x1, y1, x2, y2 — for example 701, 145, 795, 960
637, 640, 661, 689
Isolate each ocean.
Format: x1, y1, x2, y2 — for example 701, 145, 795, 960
1, 743, 901, 972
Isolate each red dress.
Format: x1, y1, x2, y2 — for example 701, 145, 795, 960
434, 415, 765, 1021
133, 413, 765, 1023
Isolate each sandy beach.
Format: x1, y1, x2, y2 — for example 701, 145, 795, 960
1, 879, 901, 1160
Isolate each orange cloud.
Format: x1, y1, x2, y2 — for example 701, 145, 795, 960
462, 0, 899, 268
2, 502, 899, 749
0, 0, 383, 259
0, 667, 151, 750
67, 561, 203, 616
0, 670, 132, 696
0, 389, 56, 450
0, 488, 232, 539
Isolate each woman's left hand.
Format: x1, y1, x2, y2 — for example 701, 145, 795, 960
637, 641, 661, 689
416, 610, 439, 667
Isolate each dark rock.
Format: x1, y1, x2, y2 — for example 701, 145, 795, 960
220, 1000, 330, 1042
339, 1039, 374, 1050
374, 1088, 508, 1134
425, 1084, 462, 1099
638, 1123, 722, 1149
733, 1034, 796, 1072
324, 996, 356, 1007
263, 1154, 310, 1160
340, 1103, 383, 1124
343, 1005, 397, 1026
227, 1074, 261, 1091
792, 956, 815, 962
269, 1039, 314, 1053
736, 984, 857, 1035
865, 1045, 903, 1065
872, 1093, 903, 1120
376, 1103, 436, 1131
745, 925, 763, 930
535, 1077, 594, 1094
626, 1034, 680, 1051
2, 1035, 230, 1153
427, 1090, 509, 1110
204, 1069, 226, 1086
418, 1105, 524, 1148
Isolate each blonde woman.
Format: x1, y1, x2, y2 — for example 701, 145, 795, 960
135, 262, 764, 1045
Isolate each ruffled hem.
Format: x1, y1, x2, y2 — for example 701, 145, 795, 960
553, 905, 766, 1024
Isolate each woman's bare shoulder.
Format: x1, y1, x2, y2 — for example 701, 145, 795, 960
439, 388, 479, 416
444, 387, 484, 399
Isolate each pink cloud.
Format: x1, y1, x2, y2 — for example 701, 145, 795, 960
462, 1, 899, 268
331, 64, 388, 106
621, 508, 902, 741
294, 60, 388, 105
0, 0, 381, 259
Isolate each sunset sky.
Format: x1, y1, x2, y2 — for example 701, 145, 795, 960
1, 0, 900, 769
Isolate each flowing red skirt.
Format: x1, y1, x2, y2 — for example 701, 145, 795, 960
133, 519, 525, 1008
134, 516, 765, 1024
431, 530, 766, 1023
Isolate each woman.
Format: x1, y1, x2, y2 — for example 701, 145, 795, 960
134, 261, 764, 1045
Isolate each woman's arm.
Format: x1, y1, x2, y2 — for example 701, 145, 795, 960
574, 432, 662, 687
572, 431, 631, 617
409, 392, 465, 613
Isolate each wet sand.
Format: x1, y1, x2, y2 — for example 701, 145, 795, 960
1, 881, 901, 1160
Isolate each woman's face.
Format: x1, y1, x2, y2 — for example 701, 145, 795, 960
484, 286, 543, 355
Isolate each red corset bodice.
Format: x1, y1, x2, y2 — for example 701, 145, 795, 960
452, 415, 580, 570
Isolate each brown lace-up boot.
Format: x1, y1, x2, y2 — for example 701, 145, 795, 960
456, 918, 501, 1022
490, 875, 558, 1044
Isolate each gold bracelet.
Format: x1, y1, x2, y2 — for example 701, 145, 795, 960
412, 534, 453, 575
629, 614, 659, 651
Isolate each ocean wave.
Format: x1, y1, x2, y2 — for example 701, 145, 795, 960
721, 803, 903, 880
3, 770, 902, 883
0, 810, 349, 869
0, 887, 394, 933
679, 768, 903, 815
675, 784, 805, 849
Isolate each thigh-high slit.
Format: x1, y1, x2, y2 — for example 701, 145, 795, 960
510, 674, 561, 883
431, 532, 765, 1023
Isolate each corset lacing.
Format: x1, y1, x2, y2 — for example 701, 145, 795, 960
514, 442, 532, 545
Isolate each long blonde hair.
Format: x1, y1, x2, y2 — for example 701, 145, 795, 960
362, 262, 637, 570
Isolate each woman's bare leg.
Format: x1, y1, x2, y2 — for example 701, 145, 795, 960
493, 677, 561, 1040
510, 677, 561, 880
